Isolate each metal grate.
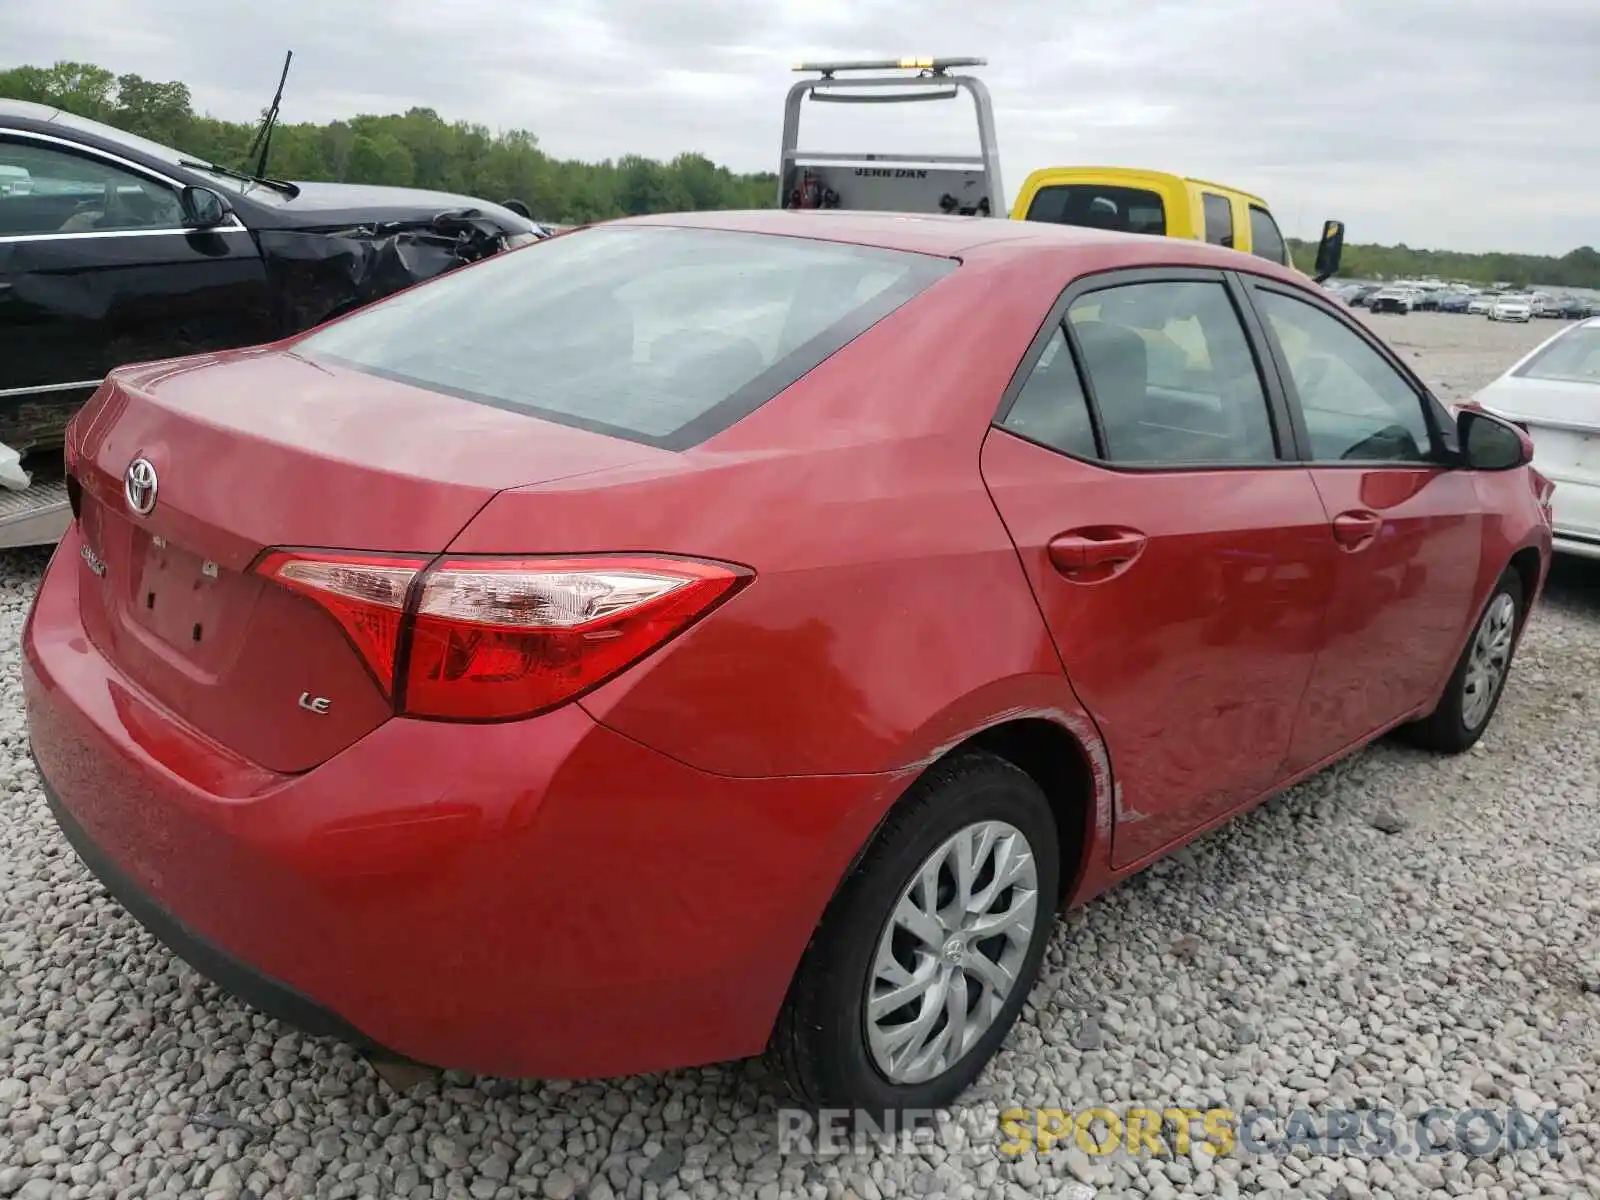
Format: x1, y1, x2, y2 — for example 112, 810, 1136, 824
0, 477, 69, 520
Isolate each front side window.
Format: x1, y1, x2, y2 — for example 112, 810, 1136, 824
1064, 280, 1278, 465
1248, 206, 1289, 266
1202, 193, 1234, 247
1255, 289, 1435, 463
1024, 185, 1167, 236
299, 226, 956, 449
1512, 325, 1600, 384
0, 139, 182, 236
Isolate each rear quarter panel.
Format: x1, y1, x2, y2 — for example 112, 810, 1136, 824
449, 250, 1100, 780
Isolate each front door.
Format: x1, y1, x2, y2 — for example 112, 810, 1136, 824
1241, 279, 1484, 770
0, 131, 271, 455
982, 268, 1338, 869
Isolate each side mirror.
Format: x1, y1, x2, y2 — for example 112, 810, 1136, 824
502, 198, 533, 219
180, 185, 230, 229
1312, 219, 1344, 284
1457, 408, 1530, 471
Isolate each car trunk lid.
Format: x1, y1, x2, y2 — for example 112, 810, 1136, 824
1477, 377, 1600, 539
69, 350, 658, 773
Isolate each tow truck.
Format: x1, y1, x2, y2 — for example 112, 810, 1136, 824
779, 56, 1344, 275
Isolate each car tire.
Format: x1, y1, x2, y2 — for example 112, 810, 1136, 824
1402, 568, 1524, 754
765, 751, 1059, 1114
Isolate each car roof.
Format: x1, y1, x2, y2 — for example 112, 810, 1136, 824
1018, 166, 1271, 209
612, 209, 1306, 278
1181, 175, 1271, 206
0, 99, 192, 167
0, 99, 64, 123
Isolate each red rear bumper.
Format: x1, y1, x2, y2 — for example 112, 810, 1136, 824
23, 527, 895, 1078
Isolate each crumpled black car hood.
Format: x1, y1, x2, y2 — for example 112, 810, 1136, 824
254, 207, 540, 330
246, 180, 542, 234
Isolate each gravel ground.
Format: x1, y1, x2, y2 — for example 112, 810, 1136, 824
2, 311, 1597, 1200
1357, 309, 1566, 409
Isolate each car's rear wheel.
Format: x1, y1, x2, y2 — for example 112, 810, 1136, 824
765, 752, 1059, 1113
1402, 568, 1524, 754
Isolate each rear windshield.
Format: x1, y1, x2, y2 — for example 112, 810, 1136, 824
1023, 184, 1167, 236
298, 225, 956, 449
1513, 326, 1600, 384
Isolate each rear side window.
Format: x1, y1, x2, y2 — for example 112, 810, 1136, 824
1000, 325, 1099, 458
1024, 185, 1167, 236
298, 226, 955, 450
1512, 325, 1600, 383
1065, 281, 1279, 465
1248, 206, 1289, 266
1202, 193, 1234, 247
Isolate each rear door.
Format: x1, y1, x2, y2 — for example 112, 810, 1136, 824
1239, 274, 1484, 770
0, 130, 271, 453
981, 266, 1338, 868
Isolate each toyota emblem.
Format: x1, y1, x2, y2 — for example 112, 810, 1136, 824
124, 458, 158, 516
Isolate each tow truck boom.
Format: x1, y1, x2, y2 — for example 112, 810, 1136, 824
779, 57, 1004, 217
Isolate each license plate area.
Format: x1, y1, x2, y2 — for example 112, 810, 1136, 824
80, 496, 265, 672
1536, 428, 1598, 478
131, 533, 263, 662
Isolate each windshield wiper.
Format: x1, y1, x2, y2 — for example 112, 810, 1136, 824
179, 159, 300, 198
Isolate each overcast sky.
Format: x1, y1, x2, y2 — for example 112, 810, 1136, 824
3, 0, 1595, 254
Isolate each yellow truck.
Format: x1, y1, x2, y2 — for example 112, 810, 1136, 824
779, 57, 1343, 280
1008, 167, 1296, 266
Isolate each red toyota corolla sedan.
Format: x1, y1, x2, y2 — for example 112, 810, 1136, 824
24, 210, 1552, 1113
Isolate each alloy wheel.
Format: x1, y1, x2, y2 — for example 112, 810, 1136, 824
1461, 591, 1516, 730
864, 819, 1040, 1085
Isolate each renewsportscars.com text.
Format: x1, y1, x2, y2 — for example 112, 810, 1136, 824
775, 1104, 1563, 1160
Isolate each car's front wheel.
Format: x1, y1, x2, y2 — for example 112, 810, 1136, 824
766, 752, 1059, 1113
1403, 568, 1525, 753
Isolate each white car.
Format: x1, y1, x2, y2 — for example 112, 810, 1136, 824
1367, 287, 1415, 314
1489, 295, 1533, 322
1475, 316, 1600, 559
1467, 294, 1495, 315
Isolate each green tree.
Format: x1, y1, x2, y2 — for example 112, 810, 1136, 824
0, 58, 782, 225
112, 73, 193, 145
0, 62, 117, 117
1288, 237, 1600, 289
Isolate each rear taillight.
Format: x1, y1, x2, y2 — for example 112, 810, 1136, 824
258, 551, 423, 692
254, 550, 751, 721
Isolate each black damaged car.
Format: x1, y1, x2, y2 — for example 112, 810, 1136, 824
0, 99, 547, 545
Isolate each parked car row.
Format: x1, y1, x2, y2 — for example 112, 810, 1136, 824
1332, 279, 1595, 322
